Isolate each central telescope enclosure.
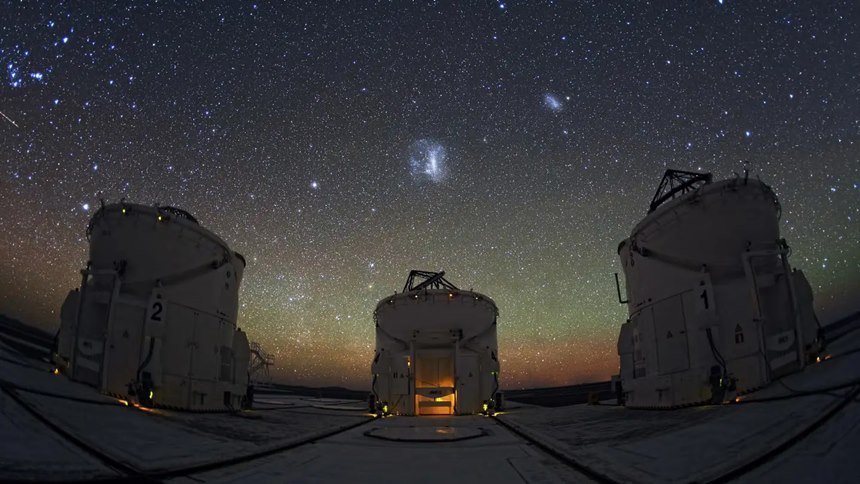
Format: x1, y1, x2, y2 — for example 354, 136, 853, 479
371, 271, 500, 416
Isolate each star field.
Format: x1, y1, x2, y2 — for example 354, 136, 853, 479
1, 1, 858, 389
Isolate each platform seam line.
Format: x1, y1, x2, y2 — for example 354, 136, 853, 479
493, 415, 620, 484
701, 384, 860, 484
0, 382, 149, 481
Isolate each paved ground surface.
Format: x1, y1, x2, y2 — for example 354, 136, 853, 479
171, 415, 586, 483
496, 328, 860, 483
1, 320, 858, 483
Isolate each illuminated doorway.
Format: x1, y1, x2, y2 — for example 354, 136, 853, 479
414, 352, 455, 415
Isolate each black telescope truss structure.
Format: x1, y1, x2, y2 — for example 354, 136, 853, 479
649, 169, 713, 213
402, 270, 459, 293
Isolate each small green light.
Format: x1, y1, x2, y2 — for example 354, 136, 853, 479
149, 390, 154, 399
482, 403, 489, 412
382, 404, 389, 414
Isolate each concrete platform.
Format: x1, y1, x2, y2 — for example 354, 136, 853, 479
2, 323, 858, 482
495, 328, 860, 483
174, 415, 584, 483
364, 422, 486, 442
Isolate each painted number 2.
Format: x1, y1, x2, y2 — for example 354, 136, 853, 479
150, 302, 163, 321
700, 289, 709, 310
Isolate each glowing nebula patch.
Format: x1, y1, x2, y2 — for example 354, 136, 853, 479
544, 93, 562, 112
408, 139, 447, 183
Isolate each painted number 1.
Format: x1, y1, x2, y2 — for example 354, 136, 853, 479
700, 289, 709, 310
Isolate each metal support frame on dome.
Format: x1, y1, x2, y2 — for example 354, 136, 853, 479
403, 270, 459, 293
649, 169, 713, 213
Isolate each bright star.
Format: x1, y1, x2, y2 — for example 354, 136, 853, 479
310, 181, 319, 189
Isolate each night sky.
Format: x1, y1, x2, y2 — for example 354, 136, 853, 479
1, 1, 858, 389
